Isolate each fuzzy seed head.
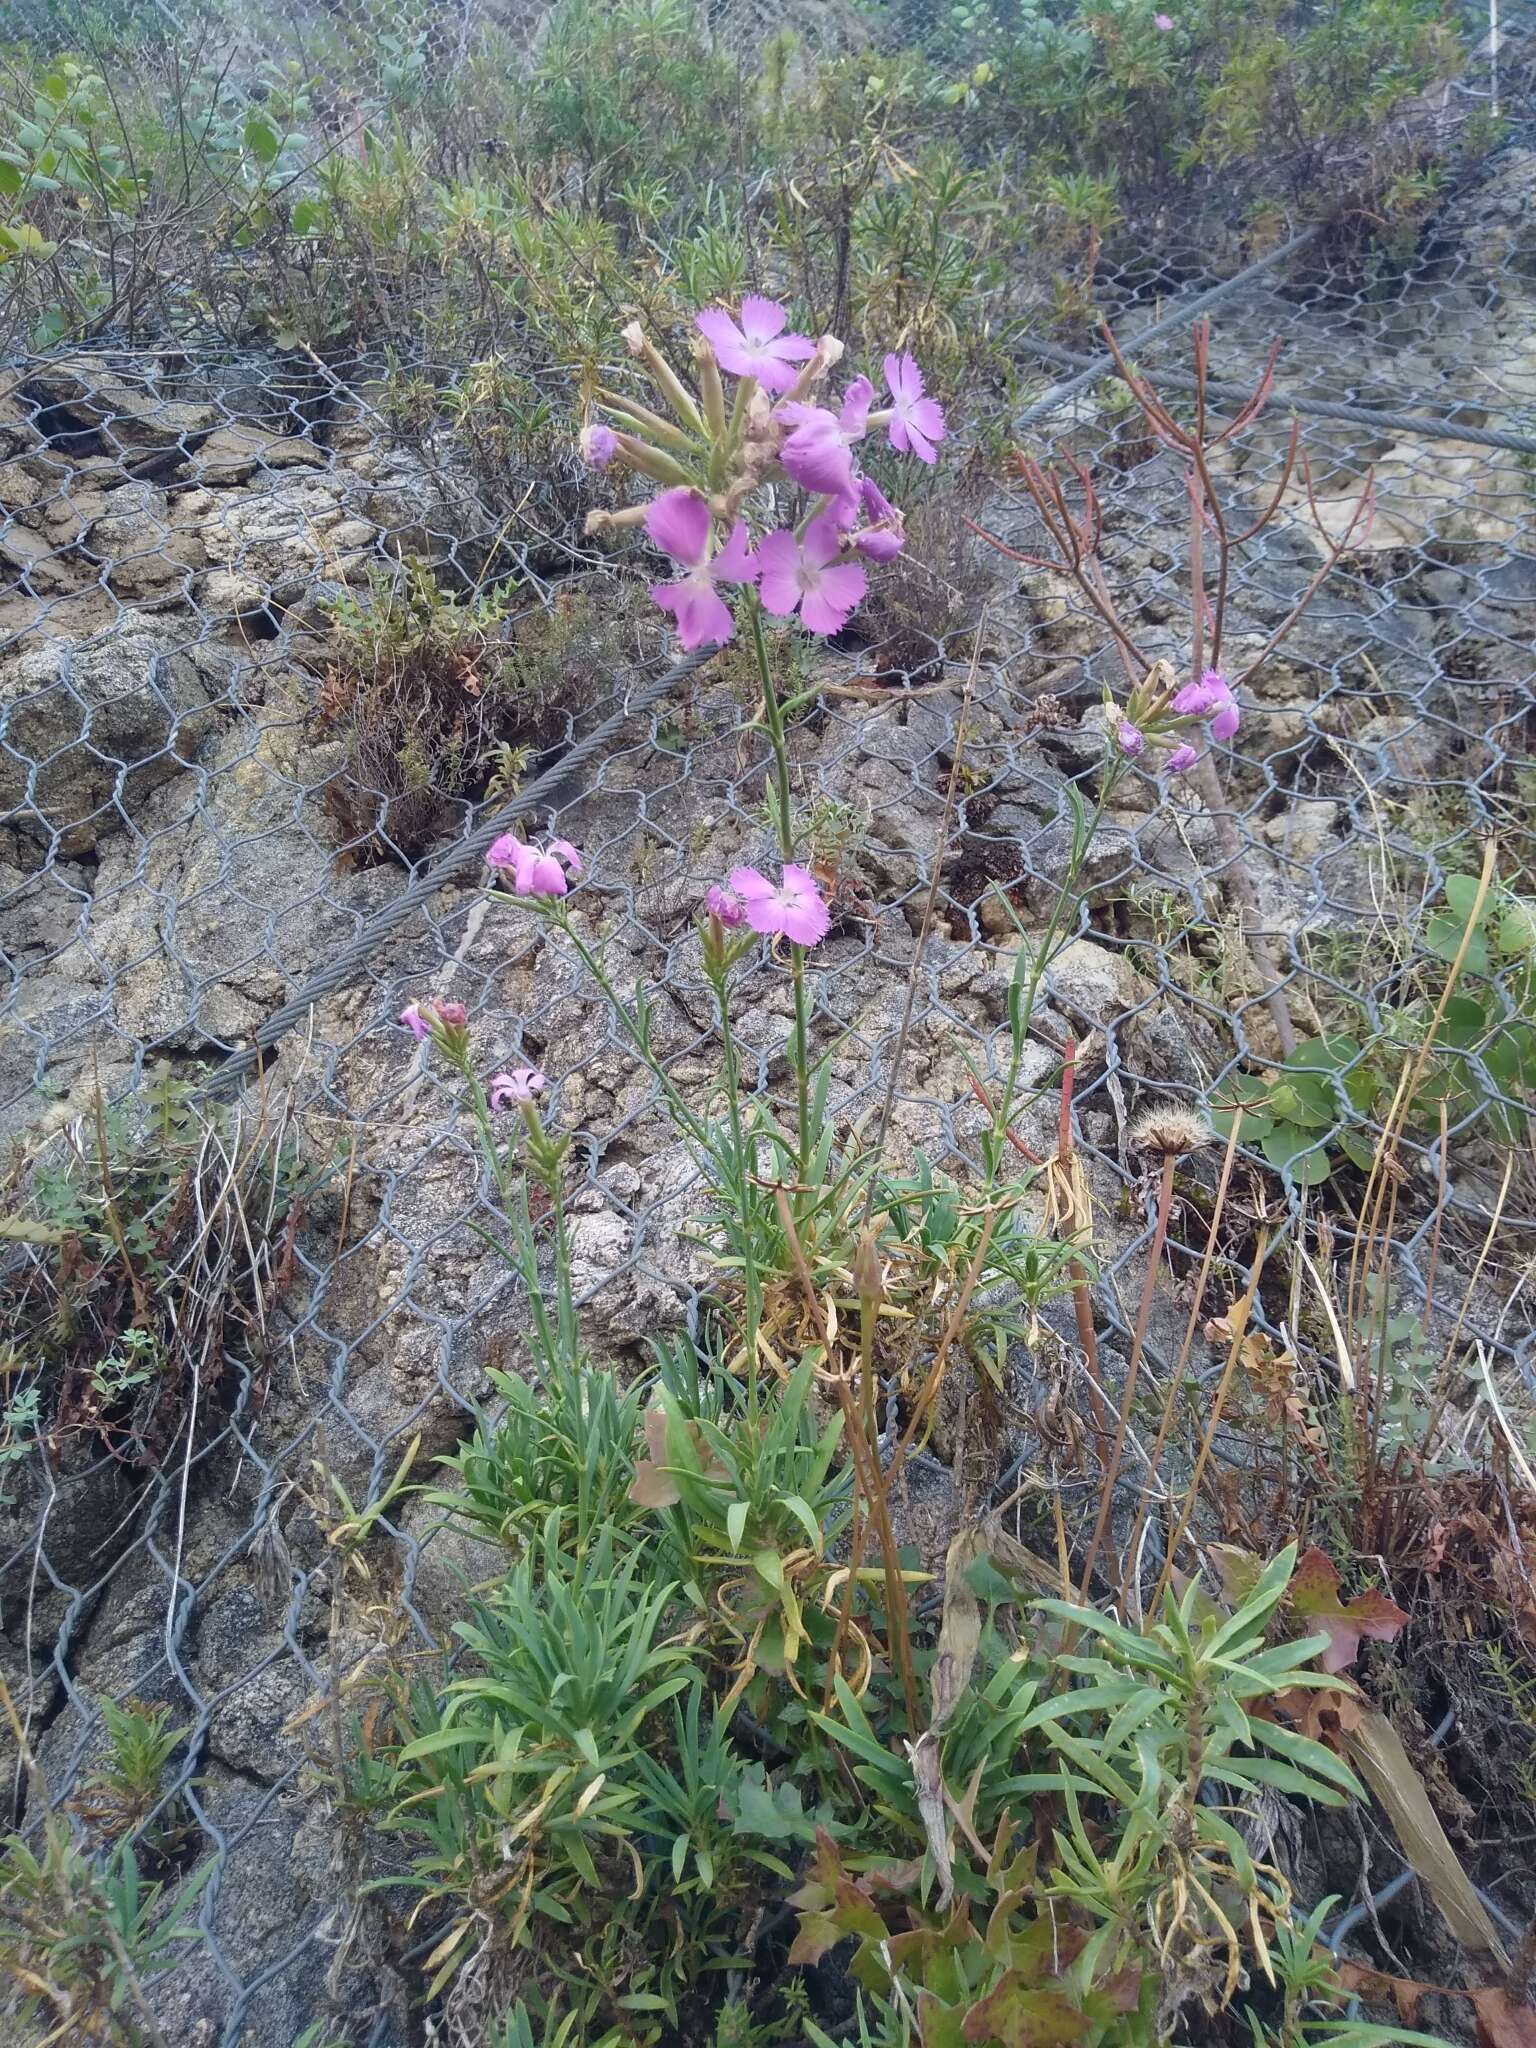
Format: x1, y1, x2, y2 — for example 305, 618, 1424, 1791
1129, 1106, 1213, 1157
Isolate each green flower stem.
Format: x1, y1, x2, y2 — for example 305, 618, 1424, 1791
705, 943, 763, 1398
983, 786, 1107, 1192
448, 1049, 575, 1380
747, 592, 812, 1176
546, 905, 725, 1176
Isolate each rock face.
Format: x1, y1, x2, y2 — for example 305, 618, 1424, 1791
0, 618, 231, 855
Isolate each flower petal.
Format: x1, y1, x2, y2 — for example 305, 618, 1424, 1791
580, 422, 617, 469
645, 487, 711, 567
728, 866, 777, 904
527, 854, 568, 897
851, 525, 904, 562
651, 578, 735, 650
709, 520, 758, 586
696, 306, 743, 354
779, 894, 829, 947
753, 530, 804, 616
738, 294, 788, 346
799, 560, 866, 636
884, 351, 923, 405
910, 395, 946, 447
838, 375, 873, 439
801, 510, 846, 569
779, 407, 856, 498
771, 333, 817, 362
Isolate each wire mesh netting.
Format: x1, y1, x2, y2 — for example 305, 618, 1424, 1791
3, 0, 1536, 2041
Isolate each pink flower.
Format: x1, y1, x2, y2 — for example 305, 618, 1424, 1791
755, 513, 867, 636
490, 1067, 547, 1109
400, 998, 467, 1047
695, 296, 816, 396
728, 864, 829, 948
1171, 669, 1228, 717
1153, 11, 1174, 28
487, 836, 581, 898
1209, 692, 1240, 742
777, 378, 872, 508
844, 477, 905, 562
1117, 720, 1145, 758
580, 423, 617, 469
883, 353, 946, 463
644, 487, 757, 650
707, 884, 746, 927
1164, 743, 1200, 775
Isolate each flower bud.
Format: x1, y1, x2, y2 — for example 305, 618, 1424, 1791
621, 318, 705, 434
852, 1227, 885, 1306
780, 334, 845, 407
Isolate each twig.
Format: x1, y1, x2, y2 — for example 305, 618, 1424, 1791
1152, 1225, 1269, 1611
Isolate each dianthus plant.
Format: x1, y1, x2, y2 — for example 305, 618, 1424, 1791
582, 304, 944, 1293
400, 306, 948, 1385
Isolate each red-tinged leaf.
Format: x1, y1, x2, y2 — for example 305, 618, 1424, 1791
1092, 1963, 1143, 2017
1288, 1545, 1345, 1615
1472, 1988, 1536, 2048
1342, 1586, 1410, 1647
1287, 1548, 1406, 1674
1006, 1917, 1088, 1983
888, 1926, 943, 1975
867, 1856, 927, 1895
812, 1826, 846, 1887
985, 1886, 1033, 1961
641, 1403, 668, 1463
684, 1416, 728, 1479
961, 1974, 1090, 2047
832, 1876, 892, 1942
1274, 1681, 1362, 1747
891, 1900, 973, 1975
1316, 1619, 1362, 1675
788, 1876, 832, 1911
1333, 1958, 1439, 2021
788, 1911, 844, 1966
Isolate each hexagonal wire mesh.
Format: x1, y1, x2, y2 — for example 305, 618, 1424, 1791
2, 1, 1536, 2041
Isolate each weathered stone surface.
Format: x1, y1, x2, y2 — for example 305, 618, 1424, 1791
0, 616, 231, 855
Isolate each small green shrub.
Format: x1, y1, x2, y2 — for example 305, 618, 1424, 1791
0, 1822, 209, 2042
68, 1698, 192, 1858
315, 567, 631, 863
1211, 873, 1536, 1183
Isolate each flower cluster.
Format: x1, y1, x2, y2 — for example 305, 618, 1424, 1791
486, 835, 583, 897
399, 997, 468, 1053
1112, 665, 1242, 778
579, 297, 946, 651
399, 997, 547, 1107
